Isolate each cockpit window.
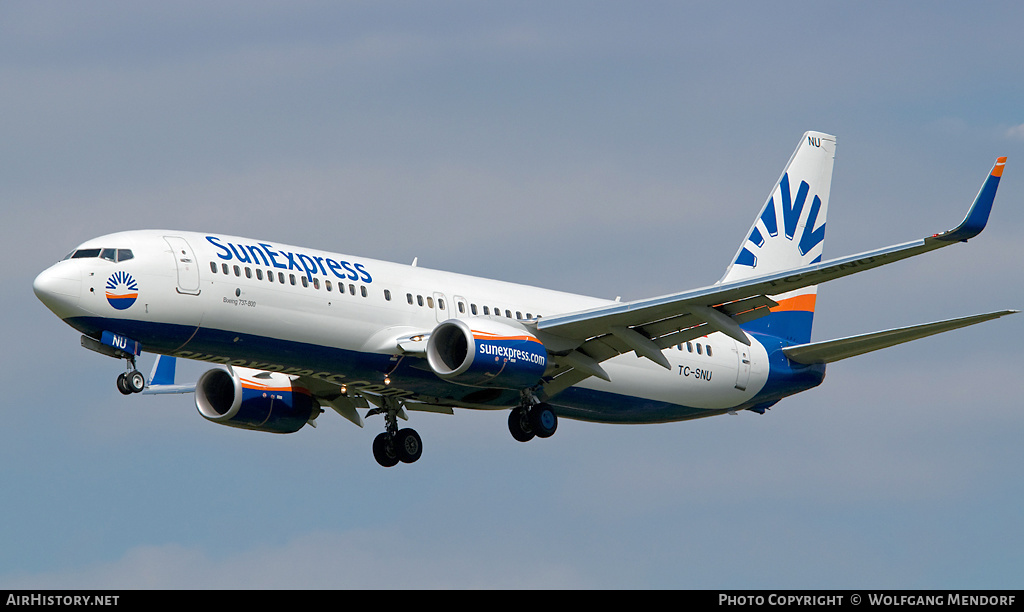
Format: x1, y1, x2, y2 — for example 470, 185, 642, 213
66, 248, 134, 262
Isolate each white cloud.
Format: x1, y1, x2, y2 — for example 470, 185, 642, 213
1005, 123, 1024, 140
2, 529, 592, 589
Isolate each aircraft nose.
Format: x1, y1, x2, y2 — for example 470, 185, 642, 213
33, 262, 82, 318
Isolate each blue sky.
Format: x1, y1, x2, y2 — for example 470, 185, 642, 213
2, 1, 1023, 588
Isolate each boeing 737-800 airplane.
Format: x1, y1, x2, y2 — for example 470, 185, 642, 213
34, 132, 1015, 466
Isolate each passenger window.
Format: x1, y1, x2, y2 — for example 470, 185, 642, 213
349, 284, 356, 295
245, 267, 252, 279
234, 265, 241, 277
222, 263, 229, 275
289, 274, 296, 285
696, 344, 702, 355
483, 306, 490, 315
210, 262, 217, 273
384, 289, 391, 301
471, 304, 478, 315
278, 272, 285, 283
458, 302, 465, 314
300, 276, 308, 288
505, 310, 512, 318
417, 295, 424, 306
326, 280, 332, 292
516, 311, 523, 319
407, 293, 414, 305
686, 342, 693, 353
256, 269, 263, 280
437, 298, 444, 309
706, 345, 713, 357
427, 296, 434, 308
361, 286, 367, 297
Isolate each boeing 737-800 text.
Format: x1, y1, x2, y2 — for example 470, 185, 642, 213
34, 132, 1015, 466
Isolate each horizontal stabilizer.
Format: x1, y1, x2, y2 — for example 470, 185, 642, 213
783, 310, 1018, 365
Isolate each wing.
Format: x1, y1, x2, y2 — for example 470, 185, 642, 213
294, 370, 454, 429
531, 157, 1007, 396
782, 310, 1018, 365
144, 354, 453, 429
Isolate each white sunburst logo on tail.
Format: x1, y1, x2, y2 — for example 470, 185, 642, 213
106, 271, 139, 310
734, 172, 827, 270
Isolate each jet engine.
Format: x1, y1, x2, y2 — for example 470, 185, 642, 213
195, 367, 316, 433
426, 318, 548, 389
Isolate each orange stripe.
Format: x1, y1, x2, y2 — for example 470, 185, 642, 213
772, 294, 817, 313
472, 331, 542, 344
992, 157, 1007, 178
242, 382, 296, 393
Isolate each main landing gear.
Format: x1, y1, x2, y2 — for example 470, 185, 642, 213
363, 394, 558, 466
367, 396, 422, 467
115, 357, 145, 395
508, 401, 558, 443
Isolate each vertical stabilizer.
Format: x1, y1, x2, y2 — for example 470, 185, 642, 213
720, 132, 836, 344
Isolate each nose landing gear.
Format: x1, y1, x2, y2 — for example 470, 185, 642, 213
115, 354, 146, 395
79, 333, 146, 395
116, 368, 146, 395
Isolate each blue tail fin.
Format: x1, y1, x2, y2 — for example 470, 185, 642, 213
720, 132, 836, 344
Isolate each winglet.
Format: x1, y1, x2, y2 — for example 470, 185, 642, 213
142, 355, 196, 394
149, 354, 177, 386
934, 157, 1006, 243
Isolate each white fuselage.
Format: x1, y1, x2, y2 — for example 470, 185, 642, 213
35, 230, 773, 423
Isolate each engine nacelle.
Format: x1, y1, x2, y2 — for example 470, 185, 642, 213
195, 367, 315, 433
426, 318, 548, 389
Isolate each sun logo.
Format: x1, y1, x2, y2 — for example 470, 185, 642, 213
106, 271, 138, 310
734, 172, 827, 269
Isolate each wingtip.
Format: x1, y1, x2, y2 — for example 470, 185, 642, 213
992, 157, 1007, 178
932, 158, 1004, 243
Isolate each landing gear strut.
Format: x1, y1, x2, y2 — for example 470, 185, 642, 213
368, 396, 422, 467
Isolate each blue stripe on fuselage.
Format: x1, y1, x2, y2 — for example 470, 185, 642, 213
67, 316, 826, 423
741, 309, 815, 345
744, 332, 826, 410
65, 316, 767, 422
